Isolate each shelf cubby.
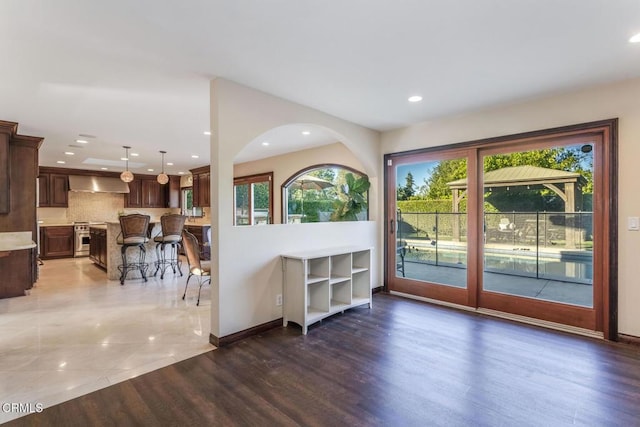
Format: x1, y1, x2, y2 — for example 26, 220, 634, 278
282, 247, 372, 334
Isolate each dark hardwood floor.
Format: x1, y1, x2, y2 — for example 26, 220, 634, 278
9, 293, 640, 426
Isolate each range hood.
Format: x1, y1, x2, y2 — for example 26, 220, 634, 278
68, 175, 130, 193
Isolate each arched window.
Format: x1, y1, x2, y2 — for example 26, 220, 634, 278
282, 164, 370, 224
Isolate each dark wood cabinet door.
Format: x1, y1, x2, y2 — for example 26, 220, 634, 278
38, 174, 50, 207
192, 174, 201, 207
89, 229, 98, 262
0, 136, 8, 214
90, 228, 107, 268
125, 180, 142, 208
142, 179, 164, 207
98, 230, 107, 267
41, 226, 74, 259
167, 175, 181, 208
49, 174, 68, 207
199, 173, 210, 207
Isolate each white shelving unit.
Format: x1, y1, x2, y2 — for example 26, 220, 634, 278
281, 247, 372, 334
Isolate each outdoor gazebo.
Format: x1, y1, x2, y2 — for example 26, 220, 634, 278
446, 165, 587, 247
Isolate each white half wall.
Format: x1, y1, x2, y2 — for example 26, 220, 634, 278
382, 76, 640, 337
210, 79, 381, 338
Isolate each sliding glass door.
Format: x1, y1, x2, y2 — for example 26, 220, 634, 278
387, 149, 476, 306
386, 121, 615, 335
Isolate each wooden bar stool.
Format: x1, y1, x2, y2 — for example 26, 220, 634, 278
153, 214, 186, 279
117, 214, 150, 285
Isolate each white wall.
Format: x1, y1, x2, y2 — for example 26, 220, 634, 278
382, 76, 640, 337
210, 79, 381, 338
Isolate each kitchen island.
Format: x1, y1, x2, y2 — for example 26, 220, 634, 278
0, 231, 37, 298
99, 221, 166, 282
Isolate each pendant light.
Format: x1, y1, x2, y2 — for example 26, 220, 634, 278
120, 146, 134, 183
157, 150, 169, 184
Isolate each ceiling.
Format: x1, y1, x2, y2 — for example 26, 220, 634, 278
2, 1, 640, 175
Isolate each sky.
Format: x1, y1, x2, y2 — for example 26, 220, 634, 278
397, 161, 437, 189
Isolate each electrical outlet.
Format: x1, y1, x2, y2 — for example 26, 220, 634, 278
276, 294, 283, 306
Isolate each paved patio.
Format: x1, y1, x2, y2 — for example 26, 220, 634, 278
400, 261, 593, 307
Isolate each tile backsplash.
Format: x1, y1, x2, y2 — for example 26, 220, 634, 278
37, 192, 181, 223
67, 192, 124, 222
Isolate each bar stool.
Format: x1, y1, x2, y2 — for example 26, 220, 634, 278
117, 214, 151, 285
153, 214, 186, 279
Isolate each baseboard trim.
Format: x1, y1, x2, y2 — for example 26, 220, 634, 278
390, 290, 604, 340
618, 333, 640, 346
209, 318, 283, 347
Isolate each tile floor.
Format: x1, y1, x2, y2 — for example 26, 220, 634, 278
0, 257, 215, 423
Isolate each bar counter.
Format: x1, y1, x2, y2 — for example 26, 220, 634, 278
104, 221, 164, 282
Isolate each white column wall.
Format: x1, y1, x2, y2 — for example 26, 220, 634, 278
210, 79, 381, 338
381, 76, 640, 337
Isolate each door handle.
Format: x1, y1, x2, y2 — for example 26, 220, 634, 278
390, 219, 394, 234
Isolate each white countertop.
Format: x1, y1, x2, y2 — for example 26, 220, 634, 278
0, 232, 37, 251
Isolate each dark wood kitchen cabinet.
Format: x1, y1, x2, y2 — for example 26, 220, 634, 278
0, 121, 42, 297
190, 165, 210, 208
0, 247, 37, 298
38, 171, 68, 207
89, 226, 107, 269
40, 225, 74, 259
125, 178, 164, 208
124, 175, 180, 208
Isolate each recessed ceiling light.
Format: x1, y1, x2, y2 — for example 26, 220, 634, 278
178, 171, 185, 175
76, 139, 88, 144
64, 152, 74, 155
56, 160, 65, 164
204, 131, 211, 136
167, 162, 174, 166
191, 155, 199, 159
629, 33, 640, 43
130, 153, 139, 157
408, 95, 423, 103
101, 167, 108, 170
120, 157, 128, 161
262, 141, 270, 146
147, 168, 154, 172
302, 131, 311, 135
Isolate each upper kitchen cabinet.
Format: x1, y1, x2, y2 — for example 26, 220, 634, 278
190, 165, 210, 207
0, 120, 42, 246
38, 168, 69, 207
125, 175, 180, 209
168, 175, 181, 208
125, 179, 143, 208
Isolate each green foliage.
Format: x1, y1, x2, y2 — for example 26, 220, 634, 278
331, 173, 370, 221
397, 199, 454, 213
253, 182, 270, 210
483, 147, 593, 193
397, 172, 416, 200
407, 147, 593, 212
426, 159, 467, 199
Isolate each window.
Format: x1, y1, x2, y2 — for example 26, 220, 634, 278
181, 188, 203, 217
282, 164, 369, 224
234, 172, 273, 225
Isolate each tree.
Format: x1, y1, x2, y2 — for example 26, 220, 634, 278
426, 159, 467, 199
397, 172, 416, 200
